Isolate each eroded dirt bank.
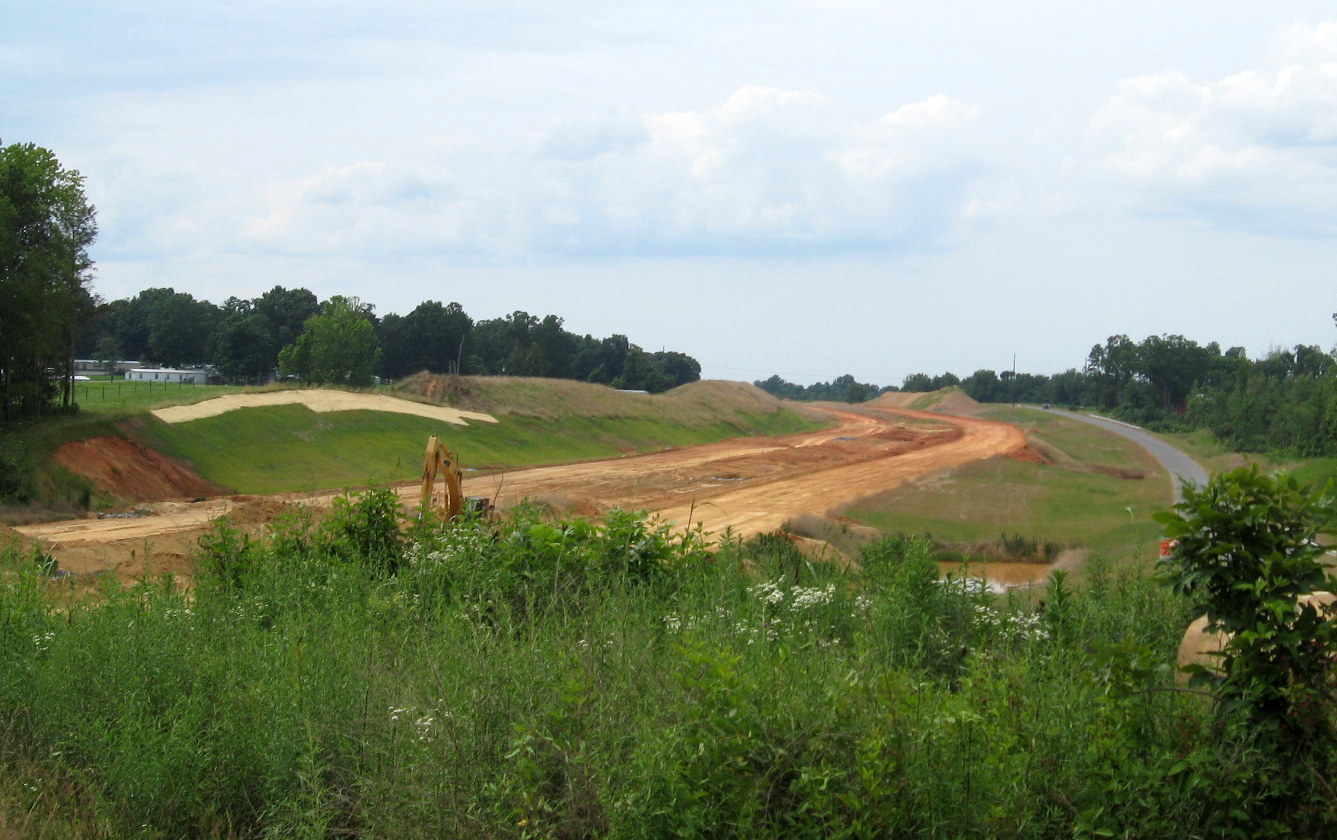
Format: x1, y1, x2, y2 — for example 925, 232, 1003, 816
53, 436, 228, 502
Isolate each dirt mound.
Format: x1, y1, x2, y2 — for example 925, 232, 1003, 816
930, 388, 982, 414
1009, 444, 1051, 465
223, 498, 306, 527
870, 387, 980, 414
1027, 438, 1145, 480
867, 392, 919, 409
396, 375, 795, 425
782, 533, 855, 571
398, 373, 652, 419
662, 380, 786, 413
0, 522, 39, 556
53, 436, 227, 503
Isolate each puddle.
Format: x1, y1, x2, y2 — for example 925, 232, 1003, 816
937, 560, 1055, 594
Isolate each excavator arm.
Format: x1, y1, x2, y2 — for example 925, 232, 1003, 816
421, 434, 464, 520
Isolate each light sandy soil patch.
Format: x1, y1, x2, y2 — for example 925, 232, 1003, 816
151, 389, 498, 426
19, 406, 1027, 585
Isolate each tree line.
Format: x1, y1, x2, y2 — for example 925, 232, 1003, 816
76, 287, 702, 393
759, 327, 1337, 457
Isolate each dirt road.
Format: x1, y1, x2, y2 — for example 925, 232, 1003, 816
16, 406, 1027, 581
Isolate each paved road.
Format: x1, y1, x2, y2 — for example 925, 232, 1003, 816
1049, 409, 1209, 502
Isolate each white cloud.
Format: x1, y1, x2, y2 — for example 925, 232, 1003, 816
1087, 22, 1337, 233
1269, 19, 1337, 65
529, 86, 987, 254
246, 162, 469, 255
233, 85, 989, 259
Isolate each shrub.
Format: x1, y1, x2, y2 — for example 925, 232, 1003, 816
0, 435, 35, 503
1157, 466, 1337, 835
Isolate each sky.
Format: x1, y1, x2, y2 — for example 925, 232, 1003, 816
5, 1, 1337, 385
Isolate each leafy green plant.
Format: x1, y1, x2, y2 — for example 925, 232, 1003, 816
320, 486, 406, 575
1156, 466, 1337, 835
196, 519, 256, 591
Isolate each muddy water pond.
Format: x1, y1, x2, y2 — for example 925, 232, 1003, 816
937, 561, 1054, 594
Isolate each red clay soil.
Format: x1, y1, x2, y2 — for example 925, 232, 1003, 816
53, 436, 227, 503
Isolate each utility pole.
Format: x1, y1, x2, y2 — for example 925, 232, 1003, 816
1011, 353, 1017, 407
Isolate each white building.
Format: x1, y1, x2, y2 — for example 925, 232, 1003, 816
74, 359, 141, 375
124, 368, 208, 384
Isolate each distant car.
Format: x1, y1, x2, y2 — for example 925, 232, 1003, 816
1041, 403, 1050, 410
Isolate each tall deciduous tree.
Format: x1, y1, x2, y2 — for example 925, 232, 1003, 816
211, 312, 276, 382
278, 296, 381, 387
254, 286, 319, 370
376, 300, 473, 378
0, 142, 97, 422
147, 290, 221, 367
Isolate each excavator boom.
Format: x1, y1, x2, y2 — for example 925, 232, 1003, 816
421, 434, 464, 520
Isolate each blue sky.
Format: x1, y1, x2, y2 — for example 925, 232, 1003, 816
5, 2, 1337, 384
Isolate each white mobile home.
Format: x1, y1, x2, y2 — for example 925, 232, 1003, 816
124, 368, 207, 384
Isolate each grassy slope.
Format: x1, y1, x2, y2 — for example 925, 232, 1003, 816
1, 384, 292, 519
70, 379, 254, 414
1153, 426, 1337, 489
842, 405, 1170, 566
134, 380, 819, 495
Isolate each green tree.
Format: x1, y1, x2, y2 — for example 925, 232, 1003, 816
147, 290, 221, 366
960, 369, 1005, 402
1086, 334, 1137, 408
614, 345, 673, 393
211, 312, 275, 382
0, 142, 97, 421
411, 300, 472, 375
901, 372, 933, 392
278, 296, 381, 387
1138, 333, 1214, 413
651, 351, 701, 388
253, 286, 319, 370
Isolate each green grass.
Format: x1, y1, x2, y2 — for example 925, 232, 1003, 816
1151, 426, 1337, 490
136, 404, 816, 495
70, 379, 256, 415
0, 506, 1235, 838
1289, 457, 1337, 488
843, 406, 1169, 566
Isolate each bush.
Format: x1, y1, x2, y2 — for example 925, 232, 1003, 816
0, 435, 35, 503
1157, 466, 1337, 835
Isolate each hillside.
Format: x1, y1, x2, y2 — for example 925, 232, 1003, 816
54, 378, 822, 500
395, 374, 810, 423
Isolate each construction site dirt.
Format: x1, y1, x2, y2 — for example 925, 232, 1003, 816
16, 405, 1028, 584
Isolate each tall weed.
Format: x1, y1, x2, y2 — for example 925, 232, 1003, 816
0, 491, 1277, 837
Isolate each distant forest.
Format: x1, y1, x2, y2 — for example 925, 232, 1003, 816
758, 326, 1337, 458
76, 287, 701, 394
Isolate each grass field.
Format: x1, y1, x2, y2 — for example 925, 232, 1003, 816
842, 406, 1169, 567
71, 379, 254, 415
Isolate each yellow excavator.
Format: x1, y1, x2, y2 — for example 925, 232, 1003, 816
421, 434, 465, 520
420, 435, 492, 521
